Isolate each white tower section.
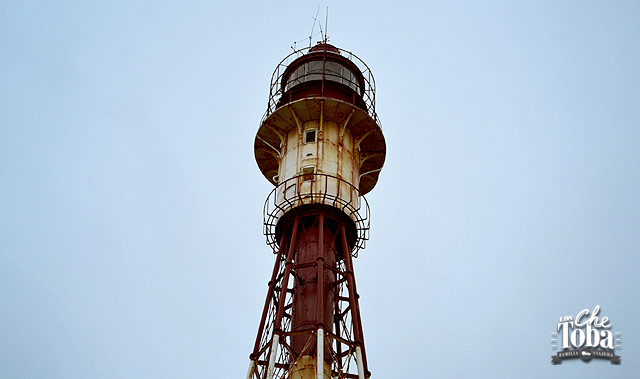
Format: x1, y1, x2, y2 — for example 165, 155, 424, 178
255, 44, 386, 255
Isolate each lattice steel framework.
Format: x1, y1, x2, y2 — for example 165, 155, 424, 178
248, 213, 370, 379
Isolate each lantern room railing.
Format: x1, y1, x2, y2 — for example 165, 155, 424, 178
262, 46, 379, 126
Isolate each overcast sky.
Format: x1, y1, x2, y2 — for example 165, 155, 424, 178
2, 1, 639, 378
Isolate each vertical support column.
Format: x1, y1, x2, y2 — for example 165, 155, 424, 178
251, 235, 286, 358
316, 215, 325, 329
266, 334, 280, 379
274, 218, 300, 330
265, 218, 299, 379
316, 214, 326, 378
355, 346, 365, 379
341, 224, 369, 377
334, 296, 342, 372
317, 328, 324, 379
246, 360, 256, 379
341, 225, 363, 343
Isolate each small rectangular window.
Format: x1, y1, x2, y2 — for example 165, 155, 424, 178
304, 130, 316, 143
302, 166, 315, 181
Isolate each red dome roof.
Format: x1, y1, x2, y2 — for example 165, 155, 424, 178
309, 42, 340, 54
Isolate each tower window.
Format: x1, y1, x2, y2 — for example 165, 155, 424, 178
302, 166, 315, 181
304, 130, 316, 144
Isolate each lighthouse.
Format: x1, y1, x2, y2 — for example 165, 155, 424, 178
247, 41, 386, 379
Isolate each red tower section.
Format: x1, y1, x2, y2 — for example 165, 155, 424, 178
248, 42, 386, 379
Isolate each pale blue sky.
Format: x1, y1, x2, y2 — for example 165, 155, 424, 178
1, 1, 639, 378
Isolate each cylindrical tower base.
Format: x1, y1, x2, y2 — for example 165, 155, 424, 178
288, 355, 331, 379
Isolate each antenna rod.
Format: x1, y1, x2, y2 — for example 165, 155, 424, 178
325, 7, 329, 43
310, 5, 320, 48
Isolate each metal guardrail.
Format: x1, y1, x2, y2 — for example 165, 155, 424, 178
263, 173, 370, 256
261, 46, 379, 126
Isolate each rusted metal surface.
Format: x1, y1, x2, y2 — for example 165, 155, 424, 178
248, 211, 371, 379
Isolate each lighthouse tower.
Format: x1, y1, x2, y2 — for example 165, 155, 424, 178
248, 41, 386, 379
